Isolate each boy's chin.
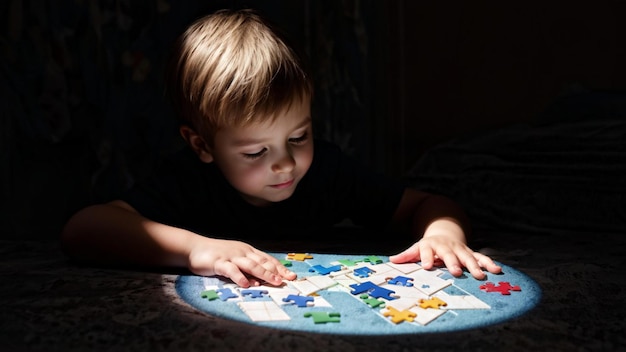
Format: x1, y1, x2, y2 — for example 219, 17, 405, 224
264, 191, 295, 204
241, 191, 295, 207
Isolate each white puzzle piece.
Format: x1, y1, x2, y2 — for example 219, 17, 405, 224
238, 301, 291, 322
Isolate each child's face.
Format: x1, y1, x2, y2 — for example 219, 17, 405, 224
210, 99, 314, 206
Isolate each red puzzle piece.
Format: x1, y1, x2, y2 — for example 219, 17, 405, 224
479, 281, 521, 295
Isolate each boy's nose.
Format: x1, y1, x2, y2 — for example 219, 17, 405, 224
272, 150, 296, 173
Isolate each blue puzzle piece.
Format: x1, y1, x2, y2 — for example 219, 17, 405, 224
349, 281, 396, 300
369, 286, 397, 300
308, 264, 343, 275
282, 294, 314, 307
349, 281, 378, 295
216, 288, 238, 301
387, 275, 414, 287
353, 266, 375, 278
240, 289, 268, 298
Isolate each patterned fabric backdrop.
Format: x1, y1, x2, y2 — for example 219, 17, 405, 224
0, 0, 374, 237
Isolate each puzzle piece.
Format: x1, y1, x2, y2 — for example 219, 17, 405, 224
410, 306, 447, 325
348, 281, 378, 295
279, 259, 292, 267
434, 291, 490, 310
479, 281, 521, 295
349, 281, 397, 300
386, 261, 423, 274
383, 306, 417, 324
304, 312, 341, 324
200, 289, 219, 301
370, 286, 397, 300
408, 269, 453, 296
290, 275, 336, 295
282, 294, 314, 307
238, 301, 290, 322
216, 288, 239, 301
241, 289, 269, 298
308, 264, 343, 275
286, 253, 313, 261
418, 297, 447, 309
363, 256, 383, 264
387, 275, 414, 287
360, 294, 386, 308
353, 266, 376, 278
336, 259, 360, 267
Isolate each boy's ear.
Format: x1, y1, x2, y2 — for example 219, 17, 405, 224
179, 125, 214, 163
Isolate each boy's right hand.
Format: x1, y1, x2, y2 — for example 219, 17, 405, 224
186, 238, 296, 288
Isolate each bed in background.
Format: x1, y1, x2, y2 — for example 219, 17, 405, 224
407, 88, 625, 236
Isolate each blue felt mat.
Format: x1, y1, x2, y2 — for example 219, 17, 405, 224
176, 253, 541, 335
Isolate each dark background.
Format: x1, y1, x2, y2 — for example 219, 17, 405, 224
2, 0, 626, 239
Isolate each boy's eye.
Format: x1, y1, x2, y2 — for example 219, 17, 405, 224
289, 132, 308, 144
243, 148, 267, 159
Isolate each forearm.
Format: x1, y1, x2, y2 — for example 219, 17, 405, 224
393, 188, 471, 242
412, 194, 471, 243
60, 201, 197, 269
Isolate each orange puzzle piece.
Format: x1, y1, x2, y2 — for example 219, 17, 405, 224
419, 297, 447, 309
382, 306, 417, 324
286, 253, 314, 261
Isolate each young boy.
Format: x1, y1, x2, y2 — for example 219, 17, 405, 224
61, 9, 501, 288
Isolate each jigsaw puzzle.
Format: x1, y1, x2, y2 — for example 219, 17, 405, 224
176, 252, 542, 335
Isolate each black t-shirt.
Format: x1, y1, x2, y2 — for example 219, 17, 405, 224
121, 139, 406, 241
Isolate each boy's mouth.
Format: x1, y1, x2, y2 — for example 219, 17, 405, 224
270, 179, 294, 189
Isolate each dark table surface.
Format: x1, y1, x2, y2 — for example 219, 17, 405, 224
1, 231, 625, 352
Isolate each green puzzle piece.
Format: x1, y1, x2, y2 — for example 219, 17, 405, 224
304, 312, 341, 324
337, 259, 359, 267
363, 256, 383, 264
200, 289, 219, 301
360, 294, 386, 308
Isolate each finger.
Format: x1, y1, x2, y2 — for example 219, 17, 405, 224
438, 249, 463, 276
473, 252, 502, 274
278, 264, 297, 280
419, 246, 435, 269
250, 252, 296, 281
389, 243, 420, 263
213, 260, 251, 288
458, 253, 486, 280
260, 256, 296, 281
253, 254, 281, 274
233, 257, 284, 286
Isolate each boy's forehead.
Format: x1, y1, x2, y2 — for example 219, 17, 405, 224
244, 99, 311, 129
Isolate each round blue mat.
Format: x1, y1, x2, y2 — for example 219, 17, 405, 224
176, 253, 541, 335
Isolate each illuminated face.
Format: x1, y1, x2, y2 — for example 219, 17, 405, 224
209, 99, 314, 206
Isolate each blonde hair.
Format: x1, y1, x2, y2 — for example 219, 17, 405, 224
167, 9, 313, 145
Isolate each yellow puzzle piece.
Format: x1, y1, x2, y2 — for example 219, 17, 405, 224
286, 253, 314, 261
383, 306, 417, 324
419, 297, 447, 309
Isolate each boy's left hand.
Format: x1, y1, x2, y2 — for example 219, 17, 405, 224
389, 235, 502, 280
